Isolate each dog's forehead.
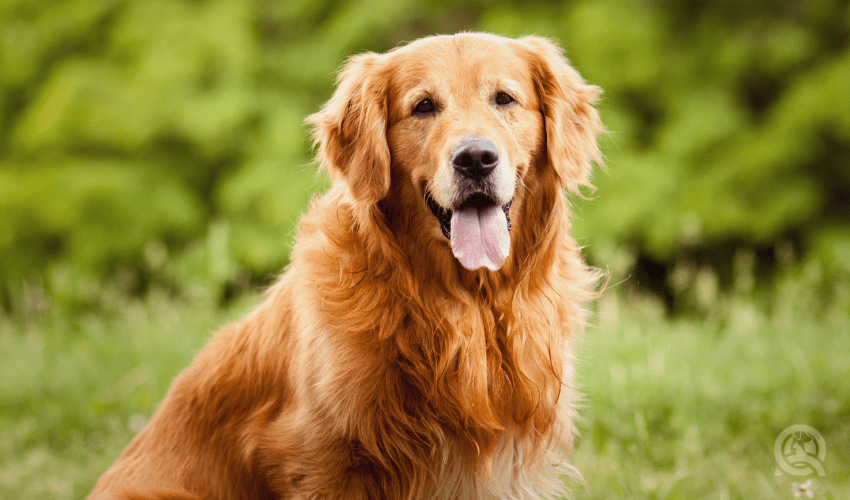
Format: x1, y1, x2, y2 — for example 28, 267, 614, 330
385, 35, 532, 96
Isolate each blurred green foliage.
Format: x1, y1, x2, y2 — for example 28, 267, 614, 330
1, 0, 849, 310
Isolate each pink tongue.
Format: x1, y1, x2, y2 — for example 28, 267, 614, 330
450, 204, 510, 271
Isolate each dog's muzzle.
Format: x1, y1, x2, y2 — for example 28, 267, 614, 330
425, 137, 513, 271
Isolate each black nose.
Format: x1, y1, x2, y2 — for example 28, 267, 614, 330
451, 137, 499, 180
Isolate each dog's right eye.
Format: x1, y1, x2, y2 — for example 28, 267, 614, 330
413, 99, 436, 115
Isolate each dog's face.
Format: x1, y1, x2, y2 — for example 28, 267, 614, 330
384, 35, 542, 271
308, 33, 602, 272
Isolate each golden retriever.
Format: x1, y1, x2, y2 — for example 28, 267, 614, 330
90, 32, 603, 500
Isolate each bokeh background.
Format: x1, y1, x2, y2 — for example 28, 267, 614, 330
1, 0, 848, 498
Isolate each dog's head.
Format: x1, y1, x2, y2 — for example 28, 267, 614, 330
307, 33, 603, 272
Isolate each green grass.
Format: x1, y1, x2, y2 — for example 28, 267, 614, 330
0, 290, 261, 498
571, 281, 850, 499
1, 277, 847, 499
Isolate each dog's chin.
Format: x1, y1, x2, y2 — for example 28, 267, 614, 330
425, 191, 513, 239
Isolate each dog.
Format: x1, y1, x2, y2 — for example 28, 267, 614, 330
90, 32, 604, 500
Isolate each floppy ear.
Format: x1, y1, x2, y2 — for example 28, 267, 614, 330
306, 53, 391, 204
517, 36, 604, 191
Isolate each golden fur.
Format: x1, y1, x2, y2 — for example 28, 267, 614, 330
90, 32, 604, 500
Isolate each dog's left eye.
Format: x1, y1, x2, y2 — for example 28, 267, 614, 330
494, 92, 515, 106
413, 99, 436, 115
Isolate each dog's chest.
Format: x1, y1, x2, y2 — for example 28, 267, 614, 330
420, 437, 554, 500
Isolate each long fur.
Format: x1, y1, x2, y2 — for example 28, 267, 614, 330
90, 32, 604, 500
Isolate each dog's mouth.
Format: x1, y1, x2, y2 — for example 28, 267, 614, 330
425, 191, 512, 271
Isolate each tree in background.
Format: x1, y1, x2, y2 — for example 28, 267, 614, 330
1, 0, 848, 311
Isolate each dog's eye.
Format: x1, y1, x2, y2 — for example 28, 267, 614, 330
413, 99, 436, 115
494, 92, 515, 106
